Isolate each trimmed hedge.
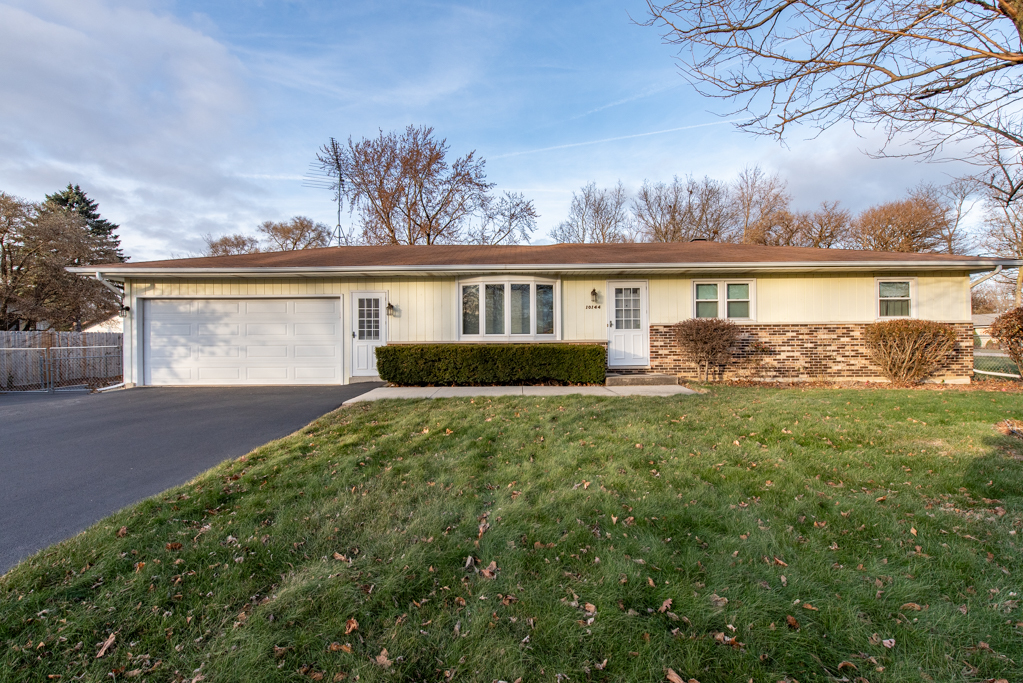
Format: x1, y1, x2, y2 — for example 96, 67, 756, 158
375, 343, 606, 386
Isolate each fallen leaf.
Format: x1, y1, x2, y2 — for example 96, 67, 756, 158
837, 661, 858, 671
611, 515, 618, 525
802, 603, 819, 611
868, 633, 881, 645
875, 496, 886, 502
480, 561, 498, 579
584, 603, 597, 613
658, 598, 673, 613
332, 552, 347, 561
374, 649, 392, 669
344, 618, 358, 635
454, 597, 466, 607
882, 638, 895, 649
773, 557, 788, 567
95, 633, 116, 659
709, 594, 728, 608
328, 642, 344, 652
165, 542, 182, 551
900, 603, 923, 611
665, 668, 686, 683
910, 527, 917, 537
785, 615, 800, 630
648, 577, 656, 588
116, 527, 127, 538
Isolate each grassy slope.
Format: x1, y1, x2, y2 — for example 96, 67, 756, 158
2, 387, 1022, 683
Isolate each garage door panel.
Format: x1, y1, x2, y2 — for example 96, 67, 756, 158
144, 298, 342, 386
295, 300, 337, 314
246, 323, 288, 336
247, 345, 288, 358
296, 367, 337, 379
197, 301, 240, 314
295, 323, 336, 336
150, 301, 192, 315
198, 346, 240, 358
246, 301, 287, 314
151, 322, 192, 337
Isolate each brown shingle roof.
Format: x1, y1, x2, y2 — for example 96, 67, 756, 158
88, 242, 1014, 271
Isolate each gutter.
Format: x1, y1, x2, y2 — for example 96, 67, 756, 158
71, 258, 1023, 280
970, 265, 1002, 289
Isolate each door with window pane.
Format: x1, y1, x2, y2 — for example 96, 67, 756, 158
606, 281, 649, 367
352, 293, 386, 376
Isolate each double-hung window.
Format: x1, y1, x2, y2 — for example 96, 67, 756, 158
460, 278, 557, 339
877, 280, 913, 318
693, 280, 755, 320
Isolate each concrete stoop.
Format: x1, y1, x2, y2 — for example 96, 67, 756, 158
605, 373, 679, 387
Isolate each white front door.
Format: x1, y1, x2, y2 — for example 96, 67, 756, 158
607, 281, 649, 367
352, 293, 386, 376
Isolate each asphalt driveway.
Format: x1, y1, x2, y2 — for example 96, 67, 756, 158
0, 384, 379, 574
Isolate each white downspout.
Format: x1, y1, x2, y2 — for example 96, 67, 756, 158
970, 265, 1002, 289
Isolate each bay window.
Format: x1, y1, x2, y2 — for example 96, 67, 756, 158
460, 278, 558, 339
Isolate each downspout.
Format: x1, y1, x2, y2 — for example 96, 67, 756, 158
970, 265, 1002, 289
94, 271, 124, 304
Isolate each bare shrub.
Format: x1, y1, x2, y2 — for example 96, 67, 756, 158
673, 318, 739, 382
989, 307, 1023, 374
864, 320, 958, 384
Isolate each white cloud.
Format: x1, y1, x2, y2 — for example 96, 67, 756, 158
0, 0, 260, 259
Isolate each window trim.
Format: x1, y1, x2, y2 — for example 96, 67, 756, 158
875, 277, 916, 320
691, 279, 756, 321
458, 277, 560, 341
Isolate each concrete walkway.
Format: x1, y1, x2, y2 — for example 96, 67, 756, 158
343, 384, 697, 404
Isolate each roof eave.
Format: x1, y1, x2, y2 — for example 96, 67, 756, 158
69, 258, 1022, 280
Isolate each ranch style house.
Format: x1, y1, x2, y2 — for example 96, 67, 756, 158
71, 242, 1022, 386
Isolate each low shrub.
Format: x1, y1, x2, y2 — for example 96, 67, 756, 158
672, 318, 739, 382
863, 319, 958, 384
375, 343, 606, 386
990, 307, 1023, 373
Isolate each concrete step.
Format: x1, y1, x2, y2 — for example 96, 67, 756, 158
605, 373, 679, 387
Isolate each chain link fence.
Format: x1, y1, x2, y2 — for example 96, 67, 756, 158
974, 351, 1021, 381
0, 346, 122, 392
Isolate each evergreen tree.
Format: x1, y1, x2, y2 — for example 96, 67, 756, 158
43, 184, 125, 261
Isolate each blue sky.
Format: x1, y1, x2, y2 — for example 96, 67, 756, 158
0, 0, 977, 261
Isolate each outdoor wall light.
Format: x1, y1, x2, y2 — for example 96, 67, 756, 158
590, 289, 599, 303
118, 305, 131, 318
386, 302, 395, 316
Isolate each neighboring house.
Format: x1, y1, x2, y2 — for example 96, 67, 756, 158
83, 315, 123, 333
71, 243, 1021, 386
972, 314, 999, 348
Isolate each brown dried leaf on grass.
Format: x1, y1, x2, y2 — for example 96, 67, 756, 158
116, 527, 127, 538
900, 602, 924, 611
374, 649, 392, 668
785, 615, 800, 630
480, 561, 498, 579
95, 632, 116, 658
344, 618, 358, 635
665, 668, 698, 683
658, 598, 673, 613
165, 542, 182, 551
709, 594, 728, 608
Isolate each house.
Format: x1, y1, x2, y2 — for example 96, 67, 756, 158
972, 313, 999, 348
71, 242, 1021, 386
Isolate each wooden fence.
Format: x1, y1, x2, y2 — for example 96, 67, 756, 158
0, 332, 123, 391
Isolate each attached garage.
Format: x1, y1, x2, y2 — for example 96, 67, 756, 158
143, 298, 343, 385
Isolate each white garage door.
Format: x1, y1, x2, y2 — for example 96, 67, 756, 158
143, 298, 343, 385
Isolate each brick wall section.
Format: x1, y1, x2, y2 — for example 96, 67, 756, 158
642, 322, 974, 382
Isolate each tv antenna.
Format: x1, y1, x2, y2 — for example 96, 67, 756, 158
303, 137, 354, 247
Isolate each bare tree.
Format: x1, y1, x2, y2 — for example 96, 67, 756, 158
643, 1, 1023, 194
984, 203, 1023, 306
770, 201, 851, 249
317, 126, 492, 245
850, 191, 949, 253
258, 217, 332, 251
202, 233, 261, 257
634, 175, 736, 242
467, 192, 538, 245
551, 182, 634, 244
733, 165, 790, 244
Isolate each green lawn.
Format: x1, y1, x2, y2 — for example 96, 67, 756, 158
3, 387, 1022, 683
